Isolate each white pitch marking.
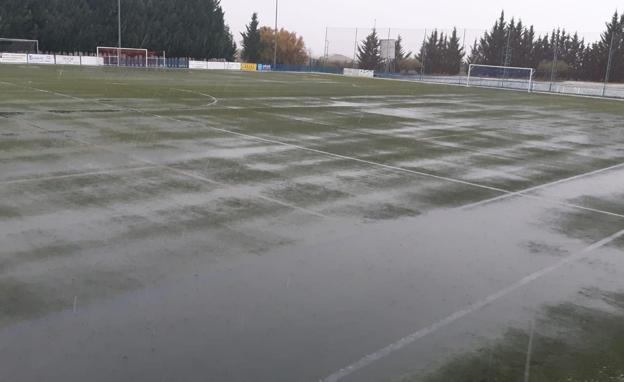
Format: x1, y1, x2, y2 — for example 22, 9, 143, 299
461, 160, 624, 211
523, 318, 536, 382
8, 81, 624, 221
3, 81, 329, 220
172, 88, 218, 107
0, 165, 157, 186
320, 227, 624, 382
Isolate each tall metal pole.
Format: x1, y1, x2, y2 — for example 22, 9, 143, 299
352, 28, 358, 69
386, 28, 391, 73
549, 34, 558, 92
323, 27, 328, 64
273, 0, 278, 68
420, 29, 427, 80
117, 0, 121, 66
461, 28, 466, 82
603, 32, 617, 97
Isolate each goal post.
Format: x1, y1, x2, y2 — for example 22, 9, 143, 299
97, 46, 147, 67
467, 64, 535, 93
96, 47, 166, 68
0, 38, 39, 53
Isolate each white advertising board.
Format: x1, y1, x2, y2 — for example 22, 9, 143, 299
80, 56, 103, 66
224, 62, 241, 71
55, 55, 81, 65
0, 53, 28, 64
189, 60, 208, 69
27, 54, 55, 64
380, 39, 396, 60
343, 68, 375, 78
206, 61, 226, 70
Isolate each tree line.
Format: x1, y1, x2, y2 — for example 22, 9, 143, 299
356, 11, 624, 82
356, 28, 466, 75
468, 11, 624, 82
0, 0, 236, 60
239, 13, 308, 65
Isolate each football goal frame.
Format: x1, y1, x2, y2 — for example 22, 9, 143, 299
97, 46, 148, 67
467, 64, 535, 93
0, 38, 39, 53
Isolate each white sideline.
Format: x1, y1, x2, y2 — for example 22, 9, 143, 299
176, 125, 624, 220
461, 160, 624, 211
321, 227, 624, 382
6, 80, 511, 195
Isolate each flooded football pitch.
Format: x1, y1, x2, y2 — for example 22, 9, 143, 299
1, 65, 624, 381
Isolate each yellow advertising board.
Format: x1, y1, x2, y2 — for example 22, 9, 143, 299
241, 63, 257, 71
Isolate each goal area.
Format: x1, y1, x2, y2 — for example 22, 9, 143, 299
96, 47, 165, 68
0, 38, 39, 53
467, 64, 535, 92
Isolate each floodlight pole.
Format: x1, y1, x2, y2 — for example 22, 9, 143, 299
117, 0, 121, 66
603, 32, 616, 97
353, 28, 358, 69
273, 0, 278, 68
118, 0, 121, 49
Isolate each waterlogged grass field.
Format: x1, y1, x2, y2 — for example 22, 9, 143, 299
1, 64, 624, 382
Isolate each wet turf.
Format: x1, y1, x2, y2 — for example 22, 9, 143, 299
1, 65, 624, 382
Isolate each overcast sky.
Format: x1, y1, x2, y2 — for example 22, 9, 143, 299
221, 0, 621, 56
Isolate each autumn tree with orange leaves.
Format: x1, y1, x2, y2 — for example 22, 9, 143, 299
258, 27, 308, 65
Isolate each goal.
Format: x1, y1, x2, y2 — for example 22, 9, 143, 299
467, 64, 535, 92
0, 38, 39, 53
97, 47, 166, 68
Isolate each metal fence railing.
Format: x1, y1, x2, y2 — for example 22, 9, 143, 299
323, 25, 624, 99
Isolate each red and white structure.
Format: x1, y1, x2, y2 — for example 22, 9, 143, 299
96, 47, 165, 67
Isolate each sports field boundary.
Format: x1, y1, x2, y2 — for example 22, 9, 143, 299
5, 79, 624, 222
461, 159, 624, 210
320, 227, 624, 382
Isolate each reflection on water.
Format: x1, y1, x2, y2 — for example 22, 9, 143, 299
402, 288, 624, 382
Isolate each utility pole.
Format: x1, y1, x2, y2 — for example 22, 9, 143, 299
117, 0, 121, 66
118, 0, 121, 48
603, 32, 617, 97
549, 34, 559, 92
273, 0, 278, 68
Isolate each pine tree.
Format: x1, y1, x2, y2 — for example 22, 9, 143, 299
444, 28, 465, 74
437, 32, 447, 72
357, 29, 381, 70
240, 12, 261, 62
392, 35, 410, 73
467, 39, 483, 64
418, 29, 439, 74
482, 11, 508, 65
598, 12, 624, 82
565, 33, 585, 79
0, 0, 238, 59
517, 24, 535, 68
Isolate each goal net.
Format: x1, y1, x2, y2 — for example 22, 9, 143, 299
0, 38, 38, 53
96, 47, 166, 68
467, 64, 535, 92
